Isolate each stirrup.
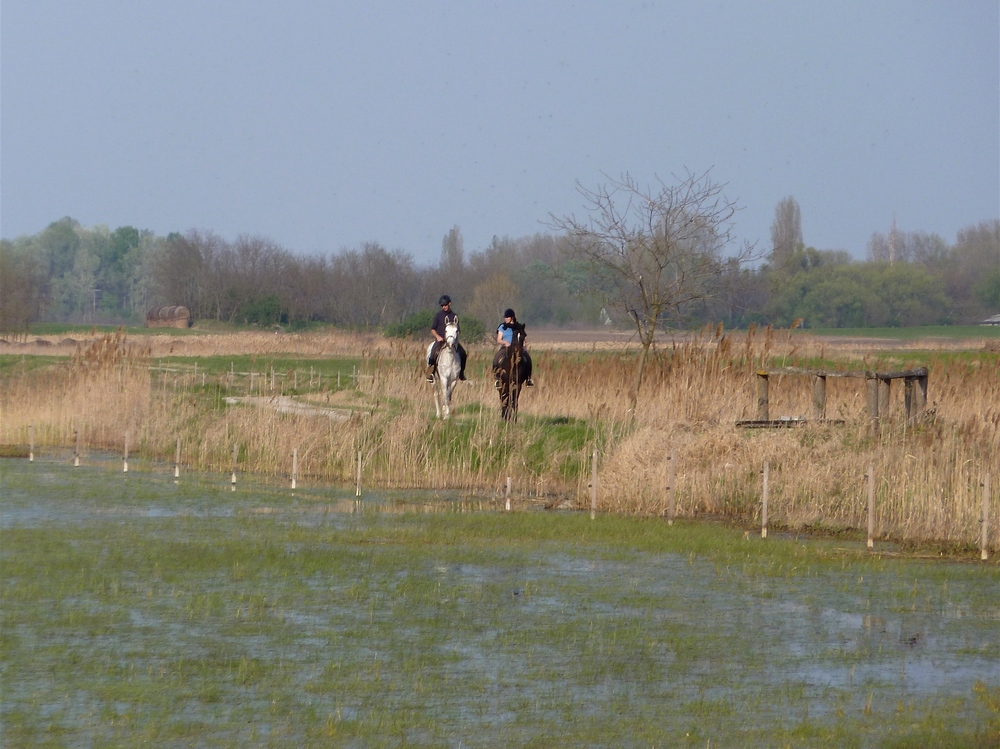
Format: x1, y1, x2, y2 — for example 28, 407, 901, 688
525, 378, 535, 387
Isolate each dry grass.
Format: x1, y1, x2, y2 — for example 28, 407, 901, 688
2, 326, 998, 546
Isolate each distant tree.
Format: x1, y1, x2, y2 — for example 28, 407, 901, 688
946, 220, 1000, 321
468, 272, 518, 337
441, 225, 465, 273
550, 170, 758, 409
770, 196, 802, 269
0, 241, 46, 335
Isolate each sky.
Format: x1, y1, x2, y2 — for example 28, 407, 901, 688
2, 1, 998, 266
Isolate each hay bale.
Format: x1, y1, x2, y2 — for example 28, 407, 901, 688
145, 306, 192, 329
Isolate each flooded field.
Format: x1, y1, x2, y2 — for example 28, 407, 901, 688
1, 457, 998, 747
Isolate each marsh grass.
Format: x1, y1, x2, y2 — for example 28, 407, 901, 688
1, 459, 998, 747
1, 326, 998, 544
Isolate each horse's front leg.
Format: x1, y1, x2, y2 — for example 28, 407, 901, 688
434, 381, 443, 419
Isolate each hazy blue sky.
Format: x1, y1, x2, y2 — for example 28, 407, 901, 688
2, 1, 997, 265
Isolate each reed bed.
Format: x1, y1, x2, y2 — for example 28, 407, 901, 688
2, 327, 997, 546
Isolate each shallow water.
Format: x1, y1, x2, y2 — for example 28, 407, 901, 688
1, 457, 998, 747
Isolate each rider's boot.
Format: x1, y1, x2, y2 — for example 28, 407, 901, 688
425, 364, 435, 383
525, 377, 535, 387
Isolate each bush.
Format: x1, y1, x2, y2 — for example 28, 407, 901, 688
385, 309, 487, 342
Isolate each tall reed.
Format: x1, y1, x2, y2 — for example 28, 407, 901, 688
2, 327, 997, 546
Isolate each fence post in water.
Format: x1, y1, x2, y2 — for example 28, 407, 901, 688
590, 447, 598, 520
74, 429, 80, 468
174, 438, 181, 480
667, 449, 676, 525
867, 465, 875, 549
356, 450, 362, 497
123, 432, 129, 473
506, 476, 511, 511
231, 443, 238, 491
761, 461, 769, 538
292, 448, 298, 490
29, 424, 34, 463
982, 473, 991, 562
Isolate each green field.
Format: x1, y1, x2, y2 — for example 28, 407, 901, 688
2, 458, 997, 748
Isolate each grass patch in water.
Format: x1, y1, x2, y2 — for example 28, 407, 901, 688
2, 459, 998, 747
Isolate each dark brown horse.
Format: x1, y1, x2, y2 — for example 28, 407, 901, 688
495, 324, 530, 421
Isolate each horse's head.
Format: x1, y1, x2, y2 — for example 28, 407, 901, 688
444, 319, 459, 348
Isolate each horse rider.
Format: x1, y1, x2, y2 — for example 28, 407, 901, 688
493, 308, 534, 389
426, 295, 468, 383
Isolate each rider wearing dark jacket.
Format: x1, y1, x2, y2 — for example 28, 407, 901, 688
426, 295, 467, 382
492, 308, 533, 388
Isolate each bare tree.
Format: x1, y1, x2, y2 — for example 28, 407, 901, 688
550, 170, 757, 409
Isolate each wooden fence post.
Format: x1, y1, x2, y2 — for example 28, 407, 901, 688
667, 449, 676, 526
982, 473, 991, 562
867, 465, 875, 549
506, 476, 511, 511
292, 448, 298, 490
866, 378, 880, 436
74, 429, 80, 468
761, 461, 769, 538
756, 372, 769, 421
231, 443, 238, 491
174, 438, 181, 480
123, 432, 129, 473
356, 450, 362, 497
29, 424, 34, 463
590, 447, 598, 520
812, 375, 827, 421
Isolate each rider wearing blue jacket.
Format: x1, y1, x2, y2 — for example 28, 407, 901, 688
492, 308, 533, 388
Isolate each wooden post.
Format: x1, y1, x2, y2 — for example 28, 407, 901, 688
914, 374, 928, 421
74, 429, 80, 468
812, 375, 827, 421
590, 447, 598, 520
250, 371, 255, 393
667, 449, 676, 525
231, 443, 238, 491
292, 448, 298, 490
123, 432, 129, 473
28, 424, 34, 463
866, 378, 880, 436
310, 366, 314, 387
877, 379, 891, 420
174, 438, 181, 480
337, 371, 341, 388
356, 450, 362, 497
230, 362, 234, 387
756, 372, 769, 421
270, 366, 275, 391
761, 461, 769, 538
867, 465, 875, 549
904, 377, 915, 424
202, 372, 206, 387
982, 473, 991, 562
294, 370, 297, 390
505, 476, 511, 511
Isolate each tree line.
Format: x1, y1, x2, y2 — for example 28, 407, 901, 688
1, 197, 997, 337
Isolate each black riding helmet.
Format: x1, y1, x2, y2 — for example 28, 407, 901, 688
503, 308, 515, 319
438, 295, 451, 306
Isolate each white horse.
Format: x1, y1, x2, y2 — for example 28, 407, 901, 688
431, 320, 461, 420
